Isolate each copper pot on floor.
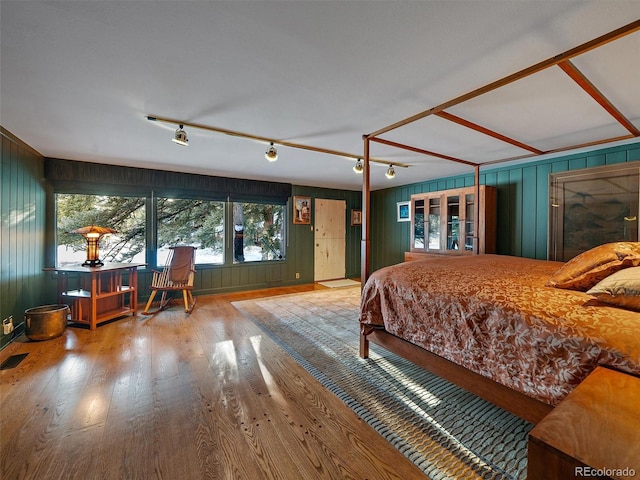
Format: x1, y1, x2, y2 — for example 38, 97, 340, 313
24, 304, 69, 341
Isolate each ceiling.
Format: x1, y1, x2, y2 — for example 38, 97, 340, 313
2, 1, 639, 191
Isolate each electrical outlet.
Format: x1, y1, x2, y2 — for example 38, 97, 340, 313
295, 272, 300, 279
3, 316, 14, 335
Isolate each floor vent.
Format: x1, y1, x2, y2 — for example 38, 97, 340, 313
1, 353, 28, 370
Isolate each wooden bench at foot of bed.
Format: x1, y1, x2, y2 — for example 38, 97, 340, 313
528, 366, 640, 480
360, 329, 554, 425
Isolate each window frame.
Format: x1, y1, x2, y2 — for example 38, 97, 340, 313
155, 195, 226, 268
53, 192, 148, 268
51, 189, 287, 269
230, 200, 286, 264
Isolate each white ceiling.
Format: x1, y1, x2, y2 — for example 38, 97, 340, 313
2, 1, 639, 191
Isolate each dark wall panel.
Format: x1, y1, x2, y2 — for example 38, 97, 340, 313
1, 128, 46, 349
521, 165, 538, 259
535, 163, 552, 258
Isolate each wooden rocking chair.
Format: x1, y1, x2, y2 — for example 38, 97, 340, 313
142, 246, 196, 315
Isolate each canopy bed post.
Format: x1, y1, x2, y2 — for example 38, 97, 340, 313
361, 135, 371, 286
360, 135, 371, 359
474, 164, 480, 255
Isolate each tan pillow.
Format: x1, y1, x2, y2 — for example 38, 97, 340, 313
587, 266, 640, 311
546, 242, 640, 291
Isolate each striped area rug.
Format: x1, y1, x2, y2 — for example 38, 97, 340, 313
232, 287, 532, 480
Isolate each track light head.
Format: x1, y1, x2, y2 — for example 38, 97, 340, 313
172, 125, 189, 146
265, 142, 278, 161
353, 159, 363, 173
385, 165, 396, 179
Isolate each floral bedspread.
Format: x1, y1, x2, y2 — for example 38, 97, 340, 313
359, 254, 640, 406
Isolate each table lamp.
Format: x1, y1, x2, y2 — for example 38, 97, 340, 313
71, 226, 116, 267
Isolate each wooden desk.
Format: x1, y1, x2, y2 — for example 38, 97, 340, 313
528, 367, 640, 480
52, 263, 143, 330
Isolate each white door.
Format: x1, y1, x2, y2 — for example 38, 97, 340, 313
314, 199, 346, 281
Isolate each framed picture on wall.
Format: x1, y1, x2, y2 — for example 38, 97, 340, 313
351, 209, 362, 226
397, 201, 411, 222
293, 195, 311, 224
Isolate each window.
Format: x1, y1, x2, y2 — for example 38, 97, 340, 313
55, 194, 146, 267
156, 198, 224, 266
232, 202, 285, 263
55, 194, 283, 268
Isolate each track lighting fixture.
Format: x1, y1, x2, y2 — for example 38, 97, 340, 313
385, 165, 396, 179
148, 115, 410, 170
172, 125, 189, 146
265, 142, 278, 161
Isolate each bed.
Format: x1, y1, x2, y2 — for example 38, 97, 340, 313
359, 248, 640, 424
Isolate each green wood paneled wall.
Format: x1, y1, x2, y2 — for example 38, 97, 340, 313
1, 128, 47, 348
369, 141, 640, 272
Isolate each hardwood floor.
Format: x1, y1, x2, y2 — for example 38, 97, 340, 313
1, 285, 425, 479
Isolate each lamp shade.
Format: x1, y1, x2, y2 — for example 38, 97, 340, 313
71, 226, 116, 267
385, 165, 396, 179
172, 125, 189, 146
265, 142, 278, 161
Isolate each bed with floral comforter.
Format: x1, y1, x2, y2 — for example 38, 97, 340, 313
359, 253, 640, 407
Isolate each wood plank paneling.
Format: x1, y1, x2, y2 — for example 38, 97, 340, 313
521, 165, 538, 258
586, 153, 607, 168
569, 157, 588, 171
606, 150, 627, 164
495, 170, 512, 255
510, 168, 524, 257
0, 128, 46, 349
535, 163, 552, 259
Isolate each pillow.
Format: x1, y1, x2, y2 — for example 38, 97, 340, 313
587, 266, 640, 311
546, 242, 640, 291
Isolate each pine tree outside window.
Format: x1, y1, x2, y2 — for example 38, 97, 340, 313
156, 197, 224, 266
232, 202, 285, 263
55, 194, 146, 267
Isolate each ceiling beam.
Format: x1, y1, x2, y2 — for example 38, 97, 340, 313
366, 19, 640, 139
434, 111, 544, 154
370, 136, 477, 167
557, 60, 640, 136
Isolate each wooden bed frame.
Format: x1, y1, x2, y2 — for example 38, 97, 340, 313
356, 22, 640, 430
360, 329, 554, 425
